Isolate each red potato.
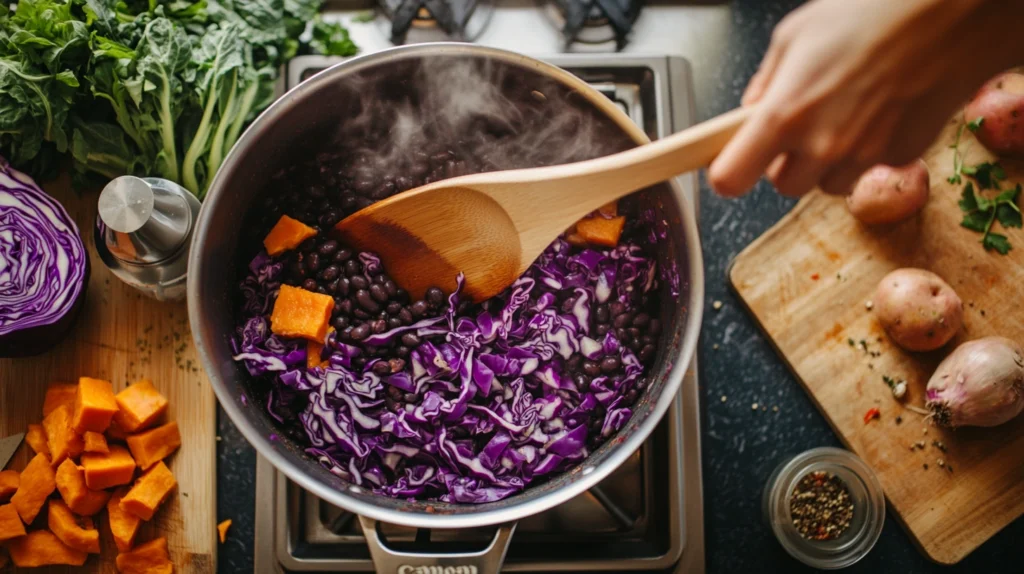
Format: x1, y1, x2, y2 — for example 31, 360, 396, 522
874, 269, 962, 352
964, 71, 1024, 158
846, 161, 930, 225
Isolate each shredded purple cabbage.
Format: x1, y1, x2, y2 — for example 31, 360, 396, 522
233, 237, 664, 503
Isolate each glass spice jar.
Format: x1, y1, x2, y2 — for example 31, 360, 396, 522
763, 447, 885, 569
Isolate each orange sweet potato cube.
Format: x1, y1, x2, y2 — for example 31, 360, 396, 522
107, 487, 142, 552
0, 503, 26, 542
0, 470, 18, 501
575, 215, 626, 247
48, 500, 100, 554
6, 529, 88, 567
83, 431, 110, 454
43, 404, 84, 466
115, 536, 173, 574
25, 424, 50, 458
55, 459, 110, 516
270, 284, 334, 342
43, 383, 77, 417
120, 461, 176, 521
307, 339, 329, 369
80, 444, 136, 490
10, 453, 56, 524
126, 422, 181, 471
113, 379, 168, 433
218, 518, 232, 543
263, 215, 317, 256
73, 376, 120, 433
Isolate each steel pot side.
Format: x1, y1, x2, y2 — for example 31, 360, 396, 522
187, 43, 704, 530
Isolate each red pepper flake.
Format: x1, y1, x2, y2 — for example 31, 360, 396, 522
810, 273, 820, 281
863, 407, 881, 424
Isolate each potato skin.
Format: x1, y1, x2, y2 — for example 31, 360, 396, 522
846, 161, 930, 225
874, 269, 962, 352
964, 71, 1024, 158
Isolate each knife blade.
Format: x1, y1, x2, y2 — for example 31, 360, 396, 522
0, 433, 25, 469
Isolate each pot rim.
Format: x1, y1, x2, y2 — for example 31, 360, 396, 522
188, 43, 705, 529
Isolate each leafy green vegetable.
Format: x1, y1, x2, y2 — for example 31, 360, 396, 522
982, 233, 1012, 255
0, 0, 357, 198
958, 167, 1020, 254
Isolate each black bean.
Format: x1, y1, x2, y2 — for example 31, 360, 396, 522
385, 396, 401, 413
354, 178, 376, 194
307, 185, 325, 199
398, 308, 414, 325
318, 240, 339, 256
595, 324, 610, 336
336, 277, 351, 296
628, 327, 640, 339
566, 355, 582, 372
600, 356, 620, 373
383, 279, 398, 297
305, 252, 321, 273
287, 260, 306, 279
350, 275, 369, 290
315, 286, 328, 295
335, 248, 353, 262
372, 360, 391, 375
340, 195, 358, 212
649, 319, 662, 335
613, 312, 633, 328
350, 324, 370, 341
560, 297, 577, 314
582, 361, 601, 377
609, 302, 626, 316
410, 300, 428, 318
386, 301, 402, 315
370, 319, 387, 334
639, 344, 656, 361
401, 333, 421, 347
641, 334, 654, 345
425, 287, 445, 307
371, 182, 395, 200
318, 211, 340, 228
402, 392, 419, 403
332, 316, 349, 331
595, 305, 610, 324
395, 288, 408, 302
353, 308, 370, 320
355, 289, 381, 312
344, 260, 361, 276
319, 265, 340, 282
573, 374, 590, 392
302, 278, 318, 291
629, 339, 642, 352
388, 317, 403, 329
299, 238, 317, 252
632, 313, 650, 327
395, 345, 410, 357
624, 389, 638, 405
370, 284, 389, 303
450, 426, 470, 439
457, 300, 471, 315
615, 327, 631, 344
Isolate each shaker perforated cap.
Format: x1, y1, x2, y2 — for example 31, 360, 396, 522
98, 176, 192, 265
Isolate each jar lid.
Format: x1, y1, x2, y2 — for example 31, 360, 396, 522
763, 447, 885, 569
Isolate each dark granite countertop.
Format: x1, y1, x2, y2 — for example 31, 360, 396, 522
216, 1, 1022, 571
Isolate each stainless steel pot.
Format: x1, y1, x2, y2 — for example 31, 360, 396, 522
188, 43, 703, 573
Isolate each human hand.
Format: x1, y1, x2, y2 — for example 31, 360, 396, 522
708, 0, 1024, 198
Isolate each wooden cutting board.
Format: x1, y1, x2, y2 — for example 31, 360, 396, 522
730, 117, 1024, 565
0, 172, 216, 572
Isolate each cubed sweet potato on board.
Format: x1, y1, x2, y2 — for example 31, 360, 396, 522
73, 376, 120, 433
55, 459, 110, 516
107, 418, 129, 442
10, 453, 56, 524
113, 379, 169, 433
25, 424, 50, 458
107, 488, 141, 553
575, 215, 626, 247
115, 536, 173, 574
218, 518, 232, 543
120, 461, 176, 521
43, 383, 77, 417
83, 431, 110, 454
0, 503, 26, 542
270, 284, 334, 342
0, 470, 18, 501
43, 404, 84, 466
80, 444, 136, 490
6, 529, 88, 567
48, 500, 100, 554
264, 214, 317, 256
126, 422, 181, 471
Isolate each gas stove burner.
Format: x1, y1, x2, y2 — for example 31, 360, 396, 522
546, 0, 644, 50
379, 0, 494, 44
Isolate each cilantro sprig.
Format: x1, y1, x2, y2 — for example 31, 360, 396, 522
950, 118, 1020, 255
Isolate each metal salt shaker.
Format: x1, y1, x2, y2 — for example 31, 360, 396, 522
94, 176, 201, 302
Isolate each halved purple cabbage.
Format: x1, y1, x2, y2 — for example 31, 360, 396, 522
233, 236, 660, 503
0, 158, 89, 357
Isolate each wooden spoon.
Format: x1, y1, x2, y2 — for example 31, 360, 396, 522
334, 106, 751, 302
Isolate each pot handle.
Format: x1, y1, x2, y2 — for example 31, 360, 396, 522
359, 516, 517, 574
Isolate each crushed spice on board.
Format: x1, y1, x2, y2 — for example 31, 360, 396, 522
789, 471, 854, 541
